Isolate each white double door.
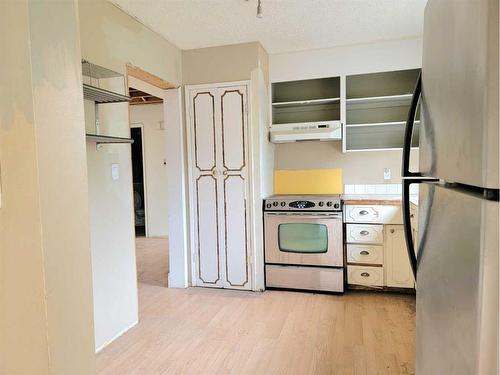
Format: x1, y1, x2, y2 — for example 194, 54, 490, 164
187, 83, 251, 290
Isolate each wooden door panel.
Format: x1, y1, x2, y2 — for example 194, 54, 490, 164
220, 88, 246, 171
192, 91, 216, 172
195, 175, 221, 285
223, 176, 249, 288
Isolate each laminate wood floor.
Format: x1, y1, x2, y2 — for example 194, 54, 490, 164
135, 236, 169, 287
97, 284, 415, 375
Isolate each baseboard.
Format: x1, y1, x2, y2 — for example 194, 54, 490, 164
95, 320, 138, 353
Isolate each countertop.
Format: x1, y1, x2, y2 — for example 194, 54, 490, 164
342, 194, 419, 206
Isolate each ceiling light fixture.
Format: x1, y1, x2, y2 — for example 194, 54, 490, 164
246, 0, 263, 19
256, 0, 263, 18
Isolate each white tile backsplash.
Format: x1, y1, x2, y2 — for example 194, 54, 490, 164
365, 185, 376, 194
354, 185, 365, 194
344, 185, 355, 194
344, 183, 402, 195
386, 184, 399, 194
375, 184, 387, 194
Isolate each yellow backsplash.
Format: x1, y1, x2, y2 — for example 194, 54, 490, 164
274, 169, 343, 195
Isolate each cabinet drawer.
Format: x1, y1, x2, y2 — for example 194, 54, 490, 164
347, 265, 383, 287
347, 244, 383, 265
346, 224, 384, 244
344, 205, 403, 224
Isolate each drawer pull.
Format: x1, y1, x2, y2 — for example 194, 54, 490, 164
360, 272, 370, 277
410, 213, 414, 218
359, 210, 369, 215
360, 250, 370, 255
360, 230, 369, 236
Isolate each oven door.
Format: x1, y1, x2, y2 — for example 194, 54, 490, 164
264, 212, 343, 267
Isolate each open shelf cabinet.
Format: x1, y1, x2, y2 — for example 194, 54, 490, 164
82, 60, 133, 144
272, 77, 341, 127
343, 68, 421, 151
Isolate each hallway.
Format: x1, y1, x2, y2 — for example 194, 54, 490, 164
135, 237, 169, 287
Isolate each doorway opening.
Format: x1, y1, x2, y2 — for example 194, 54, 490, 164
131, 126, 146, 237
129, 84, 169, 287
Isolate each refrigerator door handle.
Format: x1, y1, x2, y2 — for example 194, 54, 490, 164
402, 72, 422, 178
402, 178, 438, 280
402, 179, 418, 279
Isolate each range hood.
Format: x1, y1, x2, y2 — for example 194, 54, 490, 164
270, 121, 342, 143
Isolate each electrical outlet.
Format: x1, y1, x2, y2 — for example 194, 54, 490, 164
383, 168, 391, 180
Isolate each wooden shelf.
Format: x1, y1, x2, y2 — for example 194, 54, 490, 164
86, 134, 134, 144
346, 120, 420, 128
83, 84, 131, 104
346, 94, 413, 109
345, 122, 419, 151
272, 97, 340, 107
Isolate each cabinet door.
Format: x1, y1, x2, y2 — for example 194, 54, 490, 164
384, 225, 414, 288
188, 88, 224, 288
219, 86, 250, 290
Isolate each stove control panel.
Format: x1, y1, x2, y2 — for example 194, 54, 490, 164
264, 196, 342, 212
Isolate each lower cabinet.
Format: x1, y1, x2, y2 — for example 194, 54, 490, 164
345, 204, 415, 290
384, 225, 414, 288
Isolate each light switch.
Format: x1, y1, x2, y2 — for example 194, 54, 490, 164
111, 163, 120, 180
383, 168, 391, 180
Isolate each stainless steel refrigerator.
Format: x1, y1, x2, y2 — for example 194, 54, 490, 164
401, 0, 499, 374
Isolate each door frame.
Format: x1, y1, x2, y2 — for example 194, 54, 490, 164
130, 123, 149, 237
184, 80, 255, 290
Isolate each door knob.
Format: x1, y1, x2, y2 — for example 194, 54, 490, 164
222, 170, 228, 175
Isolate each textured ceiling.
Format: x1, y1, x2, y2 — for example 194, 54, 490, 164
110, 0, 427, 54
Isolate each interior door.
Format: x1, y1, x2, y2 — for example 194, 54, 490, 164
188, 84, 251, 290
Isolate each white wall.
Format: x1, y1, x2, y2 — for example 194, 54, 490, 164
130, 104, 169, 237
164, 88, 190, 288
270, 38, 422, 82
270, 38, 422, 184
78, 0, 183, 350
275, 141, 419, 184
249, 48, 274, 291
0, 1, 95, 373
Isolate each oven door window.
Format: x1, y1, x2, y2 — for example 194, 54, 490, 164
278, 223, 328, 253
